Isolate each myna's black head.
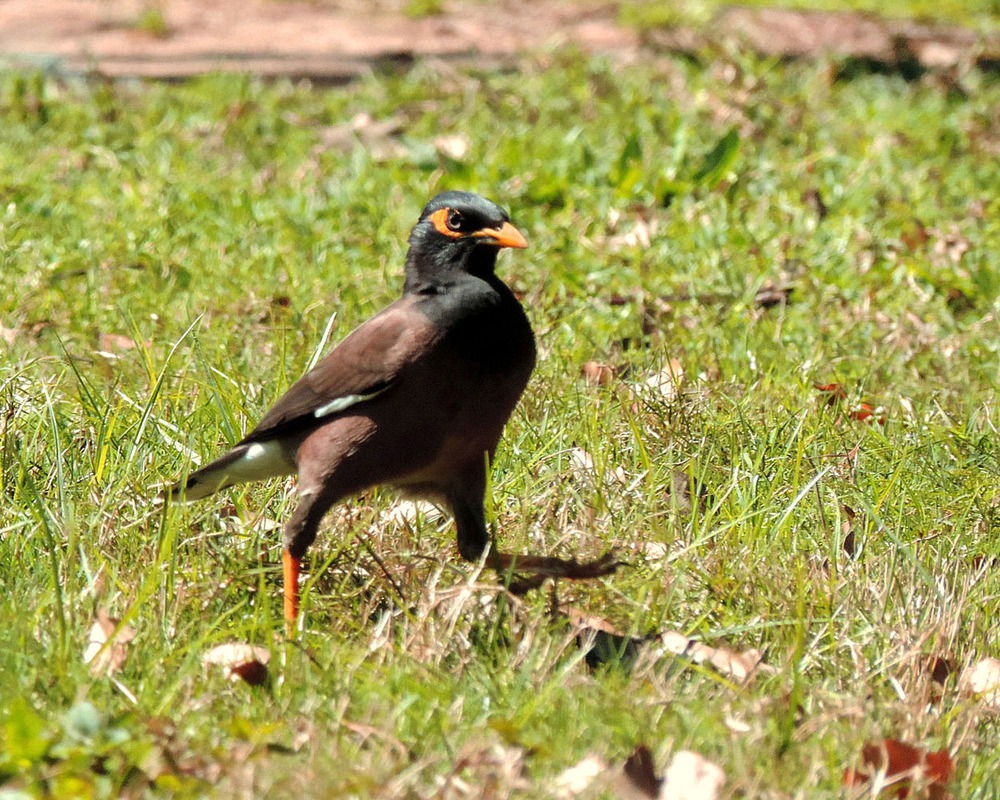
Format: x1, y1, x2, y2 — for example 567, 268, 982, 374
405, 191, 527, 290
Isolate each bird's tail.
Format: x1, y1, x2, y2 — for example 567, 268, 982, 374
168, 440, 292, 502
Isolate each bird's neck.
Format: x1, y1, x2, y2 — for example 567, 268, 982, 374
403, 246, 500, 294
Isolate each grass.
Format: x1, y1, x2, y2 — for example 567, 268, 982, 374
617, 0, 1000, 31
1, 45, 999, 797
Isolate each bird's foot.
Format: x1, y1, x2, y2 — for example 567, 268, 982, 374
486, 550, 621, 595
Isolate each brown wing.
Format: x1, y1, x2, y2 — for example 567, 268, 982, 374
241, 296, 438, 444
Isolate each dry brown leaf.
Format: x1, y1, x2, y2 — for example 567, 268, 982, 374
565, 446, 628, 487
379, 499, 444, 528
930, 225, 971, 265
614, 746, 725, 800
608, 216, 656, 251
958, 656, 1000, 712
621, 744, 661, 798
562, 604, 645, 670
1, 324, 19, 345
843, 738, 954, 798
553, 754, 607, 798
841, 504, 858, 559
83, 609, 136, 677
98, 332, 138, 352
580, 361, 616, 387
660, 632, 771, 684
434, 133, 469, 161
644, 358, 685, 402
202, 643, 271, 686
319, 113, 408, 160
664, 469, 711, 513
660, 750, 726, 800
754, 281, 793, 309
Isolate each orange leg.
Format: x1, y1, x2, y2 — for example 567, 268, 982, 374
283, 550, 301, 623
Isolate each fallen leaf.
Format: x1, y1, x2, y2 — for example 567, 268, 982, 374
660, 632, 771, 685
379, 499, 444, 528
815, 382, 847, 405
644, 358, 685, 402
841, 504, 858, 559
566, 446, 628, 486
562, 605, 646, 671
665, 469, 710, 513
622, 744, 661, 798
434, 133, 469, 161
318, 113, 408, 160
900, 219, 930, 251
83, 609, 136, 677
202, 643, 271, 686
959, 657, 1000, 713
1, 323, 19, 345
724, 715, 751, 734
848, 402, 887, 425
930, 225, 971, 266
843, 738, 954, 798
920, 654, 957, 687
580, 361, 616, 387
815, 383, 886, 424
98, 332, 137, 352
754, 281, 793, 309
608, 216, 656, 251
553, 754, 606, 798
801, 188, 828, 220
660, 750, 726, 800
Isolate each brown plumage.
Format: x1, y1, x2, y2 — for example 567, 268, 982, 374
170, 191, 617, 622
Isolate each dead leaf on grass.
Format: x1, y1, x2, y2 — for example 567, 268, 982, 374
815, 382, 848, 405
930, 225, 971, 266
621, 744, 661, 798
98, 332, 138, 352
660, 631, 771, 685
83, 609, 136, 677
660, 750, 726, 800
614, 746, 726, 800
434, 133, 469, 161
1, 323, 19, 345
553, 754, 607, 798
842, 738, 954, 798
801, 187, 828, 220
580, 361, 616, 387
554, 745, 724, 800
608, 215, 656, 251
841, 504, 859, 559
566, 446, 628, 487
814, 383, 886, 425
919, 654, 957, 687
318, 113, 408, 160
958, 656, 1000, 713
644, 358, 685, 402
753, 280, 793, 309
562, 604, 645, 671
664, 468, 710, 513
202, 643, 271, 686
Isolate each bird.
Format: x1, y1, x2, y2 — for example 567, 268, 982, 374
169, 190, 618, 622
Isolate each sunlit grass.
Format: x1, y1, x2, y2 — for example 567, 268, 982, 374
1, 50, 999, 797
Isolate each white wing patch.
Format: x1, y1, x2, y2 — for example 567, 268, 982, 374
227, 440, 288, 482
313, 385, 390, 419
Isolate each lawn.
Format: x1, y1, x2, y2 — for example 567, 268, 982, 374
1, 44, 999, 798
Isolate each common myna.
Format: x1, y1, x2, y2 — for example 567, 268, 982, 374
170, 191, 617, 622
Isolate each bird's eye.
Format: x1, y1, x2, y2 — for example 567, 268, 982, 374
445, 209, 463, 232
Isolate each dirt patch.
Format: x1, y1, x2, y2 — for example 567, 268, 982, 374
649, 7, 998, 72
0, 0, 638, 81
1, 2, 997, 80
